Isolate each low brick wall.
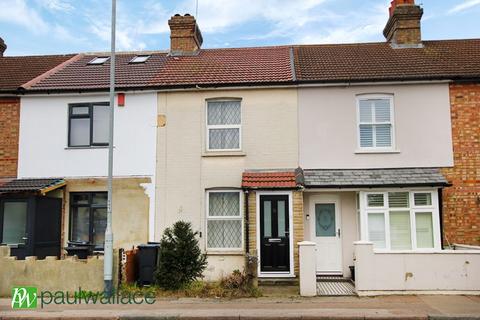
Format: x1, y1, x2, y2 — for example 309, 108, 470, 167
0, 246, 119, 297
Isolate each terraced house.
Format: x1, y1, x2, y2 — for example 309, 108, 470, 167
0, 0, 479, 295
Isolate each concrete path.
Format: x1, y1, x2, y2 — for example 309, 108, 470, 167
1, 295, 480, 319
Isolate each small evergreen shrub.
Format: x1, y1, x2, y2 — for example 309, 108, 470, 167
154, 221, 207, 290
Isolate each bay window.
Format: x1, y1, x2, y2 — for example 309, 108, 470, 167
361, 190, 440, 251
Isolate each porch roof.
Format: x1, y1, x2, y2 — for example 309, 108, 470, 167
0, 178, 66, 194
303, 168, 449, 189
242, 169, 303, 189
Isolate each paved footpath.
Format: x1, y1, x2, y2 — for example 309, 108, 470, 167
1, 295, 480, 319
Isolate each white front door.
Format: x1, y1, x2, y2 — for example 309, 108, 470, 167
311, 199, 342, 274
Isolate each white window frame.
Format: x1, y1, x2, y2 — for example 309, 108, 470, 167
205, 99, 242, 152
205, 189, 243, 252
356, 94, 395, 151
360, 189, 441, 252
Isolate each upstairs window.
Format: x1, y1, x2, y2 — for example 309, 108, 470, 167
357, 96, 394, 149
68, 103, 109, 147
206, 100, 241, 151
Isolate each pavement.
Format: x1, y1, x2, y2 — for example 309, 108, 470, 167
1, 295, 480, 319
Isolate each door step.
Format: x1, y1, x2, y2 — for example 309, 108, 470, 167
316, 275, 352, 282
258, 278, 299, 286
316, 280, 356, 296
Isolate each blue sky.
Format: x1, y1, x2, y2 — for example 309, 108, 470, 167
0, 0, 479, 56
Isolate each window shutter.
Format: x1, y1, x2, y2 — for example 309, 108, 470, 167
388, 192, 409, 208
368, 212, 386, 248
415, 212, 434, 248
389, 211, 412, 250
375, 124, 392, 147
359, 100, 372, 122
359, 125, 374, 147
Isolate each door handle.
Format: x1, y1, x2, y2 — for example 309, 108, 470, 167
21, 237, 28, 240
337, 229, 341, 237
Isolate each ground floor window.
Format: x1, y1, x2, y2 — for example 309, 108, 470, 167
70, 192, 107, 250
360, 190, 440, 251
206, 190, 242, 250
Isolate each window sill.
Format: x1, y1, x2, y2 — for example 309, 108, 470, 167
355, 149, 400, 154
65, 146, 111, 150
206, 250, 244, 256
202, 151, 246, 157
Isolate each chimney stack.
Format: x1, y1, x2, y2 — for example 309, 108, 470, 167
0, 37, 6, 57
383, 0, 423, 48
168, 14, 203, 56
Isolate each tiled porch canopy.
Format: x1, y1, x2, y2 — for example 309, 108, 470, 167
241, 168, 304, 189
303, 168, 449, 188
0, 178, 65, 194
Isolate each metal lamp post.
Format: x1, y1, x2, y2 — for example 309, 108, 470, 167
104, 0, 116, 297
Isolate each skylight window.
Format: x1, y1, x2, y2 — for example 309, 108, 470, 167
88, 57, 110, 65
129, 55, 150, 64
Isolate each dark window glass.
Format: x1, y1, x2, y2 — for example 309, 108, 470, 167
70, 192, 107, 250
68, 103, 109, 147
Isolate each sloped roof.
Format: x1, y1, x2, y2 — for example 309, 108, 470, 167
27, 52, 169, 91
0, 178, 65, 193
293, 39, 480, 83
4, 39, 480, 93
0, 54, 75, 91
242, 169, 302, 189
303, 168, 449, 188
28, 46, 293, 92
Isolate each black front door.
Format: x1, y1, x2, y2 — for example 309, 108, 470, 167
260, 195, 290, 272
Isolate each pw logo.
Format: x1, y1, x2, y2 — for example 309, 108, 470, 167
11, 287, 37, 309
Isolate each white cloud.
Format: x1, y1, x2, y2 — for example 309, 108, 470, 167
0, 0, 48, 33
297, 4, 388, 44
448, 0, 480, 14
35, 0, 74, 12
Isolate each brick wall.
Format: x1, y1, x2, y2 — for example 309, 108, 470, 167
441, 83, 480, 245
0, 98, 20, 178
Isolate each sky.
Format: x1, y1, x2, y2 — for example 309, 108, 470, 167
0, 0, 479, 56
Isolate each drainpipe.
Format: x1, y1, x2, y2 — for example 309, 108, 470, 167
438, 187, 444, 250
244, 189, 249, 254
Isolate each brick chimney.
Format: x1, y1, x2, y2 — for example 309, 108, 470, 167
383, 0, 423, 48
0, 37, 6, 57
168, 14, 203, 56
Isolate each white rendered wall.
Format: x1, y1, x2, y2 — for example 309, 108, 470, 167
354, 242, 480, 295
18, 92, 157, 178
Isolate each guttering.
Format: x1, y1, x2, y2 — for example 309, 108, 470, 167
303, 182, 451, 189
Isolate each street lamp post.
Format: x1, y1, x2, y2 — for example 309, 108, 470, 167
104, 0, 116, 297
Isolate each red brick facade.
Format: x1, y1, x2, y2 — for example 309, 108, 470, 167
442, 83, 480, 246
0, 98, 20, 178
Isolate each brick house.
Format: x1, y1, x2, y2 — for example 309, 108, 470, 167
0, 0, 479, 295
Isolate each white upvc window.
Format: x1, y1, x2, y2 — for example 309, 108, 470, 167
357, 95, 395, 150
206, 190, 243, 250
206, 100, 241, 151
360, 190, 440, 251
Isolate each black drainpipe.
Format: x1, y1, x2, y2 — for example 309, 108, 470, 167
244, 189, 250, 254
438, 187, 444, 250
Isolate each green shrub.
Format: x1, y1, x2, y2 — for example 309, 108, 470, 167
154, 221, 207, 290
